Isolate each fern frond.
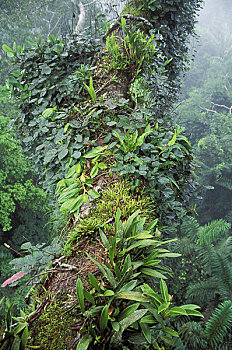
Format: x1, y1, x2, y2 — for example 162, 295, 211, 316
216, 236, 232, 257
224, 209, 232, 224
179, 321, 207, 350
173, 337, 186, 350
173, 237, 195, 256
180, 216, 199, 240
211, 253, 232, 300
204, 300, 232, 347
186, 278, 218, 305
197, 219, 231, 245
196, 244, 215, 273
217, 176, 232, 190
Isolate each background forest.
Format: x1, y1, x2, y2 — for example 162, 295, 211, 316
0, 0, 232, 349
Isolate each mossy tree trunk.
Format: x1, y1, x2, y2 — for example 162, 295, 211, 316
2, 1, 203, 349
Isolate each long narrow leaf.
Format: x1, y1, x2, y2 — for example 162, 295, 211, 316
76, 278, 85, 313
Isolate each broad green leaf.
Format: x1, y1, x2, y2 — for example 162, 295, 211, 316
184, 309, 204, 317
58, 147, 69, 160
58, 187, 80, 203
76, 334, 92, 350
71, 195, 84, 212
140, 314, 156, 323
119, 309, 148, 332
84, 146, 108, 158
165, 327, 179, 337
103, 290, 115, 297
160, 279, 169, 303
157, 252, 181, 258
60, 197, 78, 211
129, 231, 154, 240
168, 129, 177, 146
11, 336, 20, 350
120, 239, 160, 255
142, 284, 163, 304
88, 190, 100, 199
90, 163, 99, 178
111, 321, 120, 332
83, 193, 88, 202
140, 321, 152, 343
116, 291, 150, 302
123, 210, 140, 235
60, 195, 83, 212
99, 229, 111, 251
2, 44, 13, 53
84, 290, 95, 304
117, 280, 137, 293
41, 108, 55, 119
88, 273, 101, 292
164, 307, 187, 317
98, 162, 107, 169
86, 253, 117, 288
76, 278, 85, 313
14, 322, 28, 334
21, 325, 29, 349
158, 303, 169, 314
141, 268, 167, 279
100, 305, 109, 331
118, 303, 140, 322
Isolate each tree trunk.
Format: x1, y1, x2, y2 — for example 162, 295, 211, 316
1, 1, 202, 349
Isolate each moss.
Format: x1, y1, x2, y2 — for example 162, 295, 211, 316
121, 0, 150, 18
63, 180, 154, 253
28, 294, 75, 350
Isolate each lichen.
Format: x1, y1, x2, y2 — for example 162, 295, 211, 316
28, 294, 76, 350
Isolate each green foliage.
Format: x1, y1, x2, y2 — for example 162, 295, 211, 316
0, 296, 28, 350
62, 180, 152, 255
122, 0, 203, 91
169, 216, 232, 349
204, 301, 232, 348
1, 1, 205, 349
74, 210, 202, 349
176, 6, 232, 225
104, 19, 157, 75
0, 114, 47, 232
171, 217, 232, 306
9, 238, 61, 279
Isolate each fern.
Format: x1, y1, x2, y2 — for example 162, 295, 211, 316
211, 253, 232, 300
204, 300, 232, 347
216, 236, 232, 257
196, 219, 231, 245
186, 278, 218, 305
179, 321, 207, 350
180, 216, 199, 239
173, 237, 195, 256
196, 244, 215, 274
217, 175, 232, 191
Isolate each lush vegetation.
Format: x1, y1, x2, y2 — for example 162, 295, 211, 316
2, 0, 232, 349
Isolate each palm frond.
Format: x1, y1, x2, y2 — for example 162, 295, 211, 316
197, 219, 231, 245
186, 278, 218, 305
204, 300, 232, 347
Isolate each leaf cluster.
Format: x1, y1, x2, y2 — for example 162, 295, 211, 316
74, 209, 202, 349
